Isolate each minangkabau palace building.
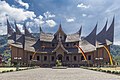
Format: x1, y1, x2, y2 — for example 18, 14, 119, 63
7, 17, 114, 67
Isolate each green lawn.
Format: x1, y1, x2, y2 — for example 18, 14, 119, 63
0, 67, 28, 72
89, 67, 120, 72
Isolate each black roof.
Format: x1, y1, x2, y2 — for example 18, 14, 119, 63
97, 20, 107, 44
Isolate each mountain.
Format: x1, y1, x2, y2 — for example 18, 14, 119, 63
110, 45, 120, 56
0, 35, 7, 54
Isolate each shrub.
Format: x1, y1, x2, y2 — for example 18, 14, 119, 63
93, 69, 97, 71
101, 70, 106, 72
97, 69, 102, 71
16, 69, 20, 71
10, 70, 13, 72
106, 70, 111, 73
56, 60, 62, 67
111, 71, 115, 74
114, 71, 119, 74
19, 69, 22, 71
118, 71, 120, 74
2, 71, 7, 73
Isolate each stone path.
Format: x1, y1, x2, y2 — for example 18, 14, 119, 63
0, 68, 120, 80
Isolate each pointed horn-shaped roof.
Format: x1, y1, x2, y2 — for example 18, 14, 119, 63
77, 26, 82, 36
39, 26, 43, 33
7, 19, 14, 35
54, 24, 66, 35
97, 20, 108, 44
84, 23, 97, 46
52, 41, 68, 53
106, 17, 115, 43
16, 34, 25, 49
32, 39, 41, 51
8, 32, 16, 42
14, 21, 22, 35
24, 23, 34, 38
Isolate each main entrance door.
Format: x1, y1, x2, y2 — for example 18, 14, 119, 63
57, 54, 63, 61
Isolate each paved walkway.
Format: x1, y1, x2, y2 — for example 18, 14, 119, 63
0, 68, 120, 80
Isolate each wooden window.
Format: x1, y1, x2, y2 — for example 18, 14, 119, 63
88, 55, 91, 60
74, 56, 77, 61
37, 56, 40, 61
52, 44, 55, 47
30, 55, 32, 60
66, 44, 69, 47
44, 56, 47, 61
73, 43, 76, 46
81, 56, 84, 60
54, 36, 57, 40
66, 56, 69, 61
51, 56, 54, 61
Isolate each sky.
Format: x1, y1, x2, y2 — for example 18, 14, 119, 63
0, 0, 120, 45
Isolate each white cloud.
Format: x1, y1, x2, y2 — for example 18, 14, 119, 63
114, 41, 120, 45
28, 28, 32, 33
38, 15, 43, 20
17, 24, 24, 33
43, 11, 55, 19
0, 1, 36, 34
15, 0, 29, 9
0, 25, 6, 35
46, 19, 56, 27
34, 18, 45, 26
66, 18, 75, 22
82, 14, 87, 17
0, 1, 36, 22
77, 3, 90, 9
26, 15, 56, 28
88, 15, 94, 18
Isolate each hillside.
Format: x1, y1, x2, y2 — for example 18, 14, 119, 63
110, 45, 120, 56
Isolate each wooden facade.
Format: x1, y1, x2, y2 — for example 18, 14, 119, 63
7, 18, 114, 67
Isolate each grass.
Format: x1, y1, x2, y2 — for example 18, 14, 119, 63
100, 67, 120, 72
86, 67, 120, 74
0, 67, 28, 72
88, 67, 120, 72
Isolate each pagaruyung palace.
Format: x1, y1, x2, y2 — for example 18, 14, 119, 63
7, 17, 115, 67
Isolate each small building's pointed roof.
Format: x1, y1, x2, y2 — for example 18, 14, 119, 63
7, 19, 14, 35
16, 34, 25, 49
97, 20, 108, 44
14, 21, 22, 35
84, 23, 97, 46
39, 26, 43, 33
52, 41, 68, 53
8, 32, 16, 43
32, 39, 41, 51
77, 26, 82, 36
54, 24, 66, 36
24, 23, 34, 38
106, 17, 114, 43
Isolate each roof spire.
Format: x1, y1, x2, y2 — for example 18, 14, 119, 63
7, 19, 14, 35
39, 26, 43, 33
24, 22, 34, 38
85, 23, 97, 46
32, 39, 41, 51
97, 19, 108, 44
106, 16, 115, 43
54, 24, 66, 36
16, 34, 25, 49
14, 20, 22, 35
77, 26, 82, 36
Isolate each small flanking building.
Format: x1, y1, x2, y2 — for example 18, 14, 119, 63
8, 18, 114, 67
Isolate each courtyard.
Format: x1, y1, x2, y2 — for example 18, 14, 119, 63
0, 68, 120, 80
